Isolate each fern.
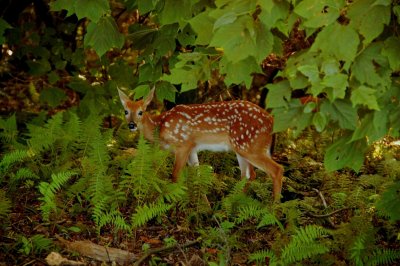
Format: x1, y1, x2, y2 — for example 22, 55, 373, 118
27, 111, 64, 152
376, 181, 400, 222
131, 202, 172, 228
38, 171, 76, 221
0, 149, 30, 176
18, 234, 53, 255
367, 249, 400, 265
0, 113, 18, 145
281, 225, 331, 264
248, 250, 278, 266
96, 209, 131, 233
0, 189, 11, 220
257, 212, 283, 230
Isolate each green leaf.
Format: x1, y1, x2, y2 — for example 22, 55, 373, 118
139, 62, 162, 83
27, 59, 51, 76
39, 88, 67, 107
138, 0, 157, 13
156, 81, 176, 102
133, 85, 150, 100
312, 112, 327, 132
324, 135, 367, 172
258, 0, 290, 30
213, 12, 237, 31
294, 0, 342, 29
322, 73, 348, 100
382, 37, 400, 71
351, 112, 388, 142
49, 0, 76, 16
0, 18, 12, 45
75, 0, 110, 23
351, 85, 380, 110
210, 16, 256, 63
320, 100, 358, 130
220, 56, 260, 88
351, 42, 390, 87
272, 101, 312, 136
84, 17, 124, 57
348, 0, 390, 45
158, 0, 191, 25
265, 80, 291, 108
163, 68, 198, 92
311, 22, 359, 63
189, 10, 215, 45
298, 64, 320, 84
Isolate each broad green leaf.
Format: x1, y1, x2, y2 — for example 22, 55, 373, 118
265, 80, 291, 108
348, 0, 390, 45
298, 64, 320, 84
84, 17, 124, 57
220, 56, 260, 88
133, 84, 150, 100
39, 88, 67, 107
351, 112, 388, 143
139, 62, 162, 83
351, 85, 380, 110
272, 102, 312, 136
394, 6, 400, 24
254, 21, 273, 62
108, 60, 136, 87
156, 81, 177, 102
351, 42, 391, 87
294, 0, 342, 29
213, 12, 237, 31
321, 100, 358, 130
49, 0, 76, 16
321, 58, 340, 76
75, 0, 110, 23
210, 16, 256, 63
163, 68, 198, 92
324, 135, 367, 172
138, 0, 157, 13
0, 18, 11, 45
128, 24, 158, 50
27, 59, 51, 76
158, 0, 191, 25
312, 112, 327, 132
190, 10, 215, 45
382, 37, 400, 71
258, 0, 290, 30
311, 22, 359, 63
321, 73, 348, 100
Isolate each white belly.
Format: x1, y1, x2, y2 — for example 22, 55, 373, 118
194, 143, 232, 152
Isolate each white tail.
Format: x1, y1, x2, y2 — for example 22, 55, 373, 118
118, 88, 283, 201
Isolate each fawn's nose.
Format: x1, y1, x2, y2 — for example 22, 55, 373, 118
128, 122, 137, 131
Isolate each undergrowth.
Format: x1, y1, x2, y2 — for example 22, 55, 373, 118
0, 110, 399, 265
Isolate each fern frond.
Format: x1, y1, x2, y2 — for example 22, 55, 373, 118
131, 202, 172, 228
367, 249, 400, 266
350, 234, 366, 266
282, 242, 330, 264
161, 182, 187, 203
0, 189, 11, 219
27, 112, 64, 152
281, 225, 331, 264
30, 234, 53, 254
96, 209, 131, 233
12, 168, 38, 182
376, 181, 400, 222
0, 113, 18, 144
257, 212, 283, 230
248, 250, 278, 266
38, 171, 76, 221
235, 205, 264, 224
0, 149, 30, 175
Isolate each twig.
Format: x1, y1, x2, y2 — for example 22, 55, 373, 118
306, 208, 349, 218
133, 238, 201, 266
312, 188, 335, 227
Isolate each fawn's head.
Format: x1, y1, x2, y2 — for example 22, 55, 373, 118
118, 87, 155, 132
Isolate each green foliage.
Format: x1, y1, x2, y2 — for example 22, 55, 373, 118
18, 234, 53, 255
250, 225, 331, 265
0, 189, 11, 220
131, 202, 172, 228
39, 171, 76, 221
376, 181, 400, 222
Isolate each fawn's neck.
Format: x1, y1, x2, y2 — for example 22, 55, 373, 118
141, 113, 162, 142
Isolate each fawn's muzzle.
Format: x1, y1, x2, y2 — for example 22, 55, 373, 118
128, 122, 137, 131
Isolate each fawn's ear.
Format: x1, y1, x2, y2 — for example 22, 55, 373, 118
117, 88, 130, 108
143, 86, 155, 109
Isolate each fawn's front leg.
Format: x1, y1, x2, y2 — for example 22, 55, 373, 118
172, 143, 195, 182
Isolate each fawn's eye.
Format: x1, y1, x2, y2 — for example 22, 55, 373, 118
138, 110, 143, 116
124, 110, 128, 115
